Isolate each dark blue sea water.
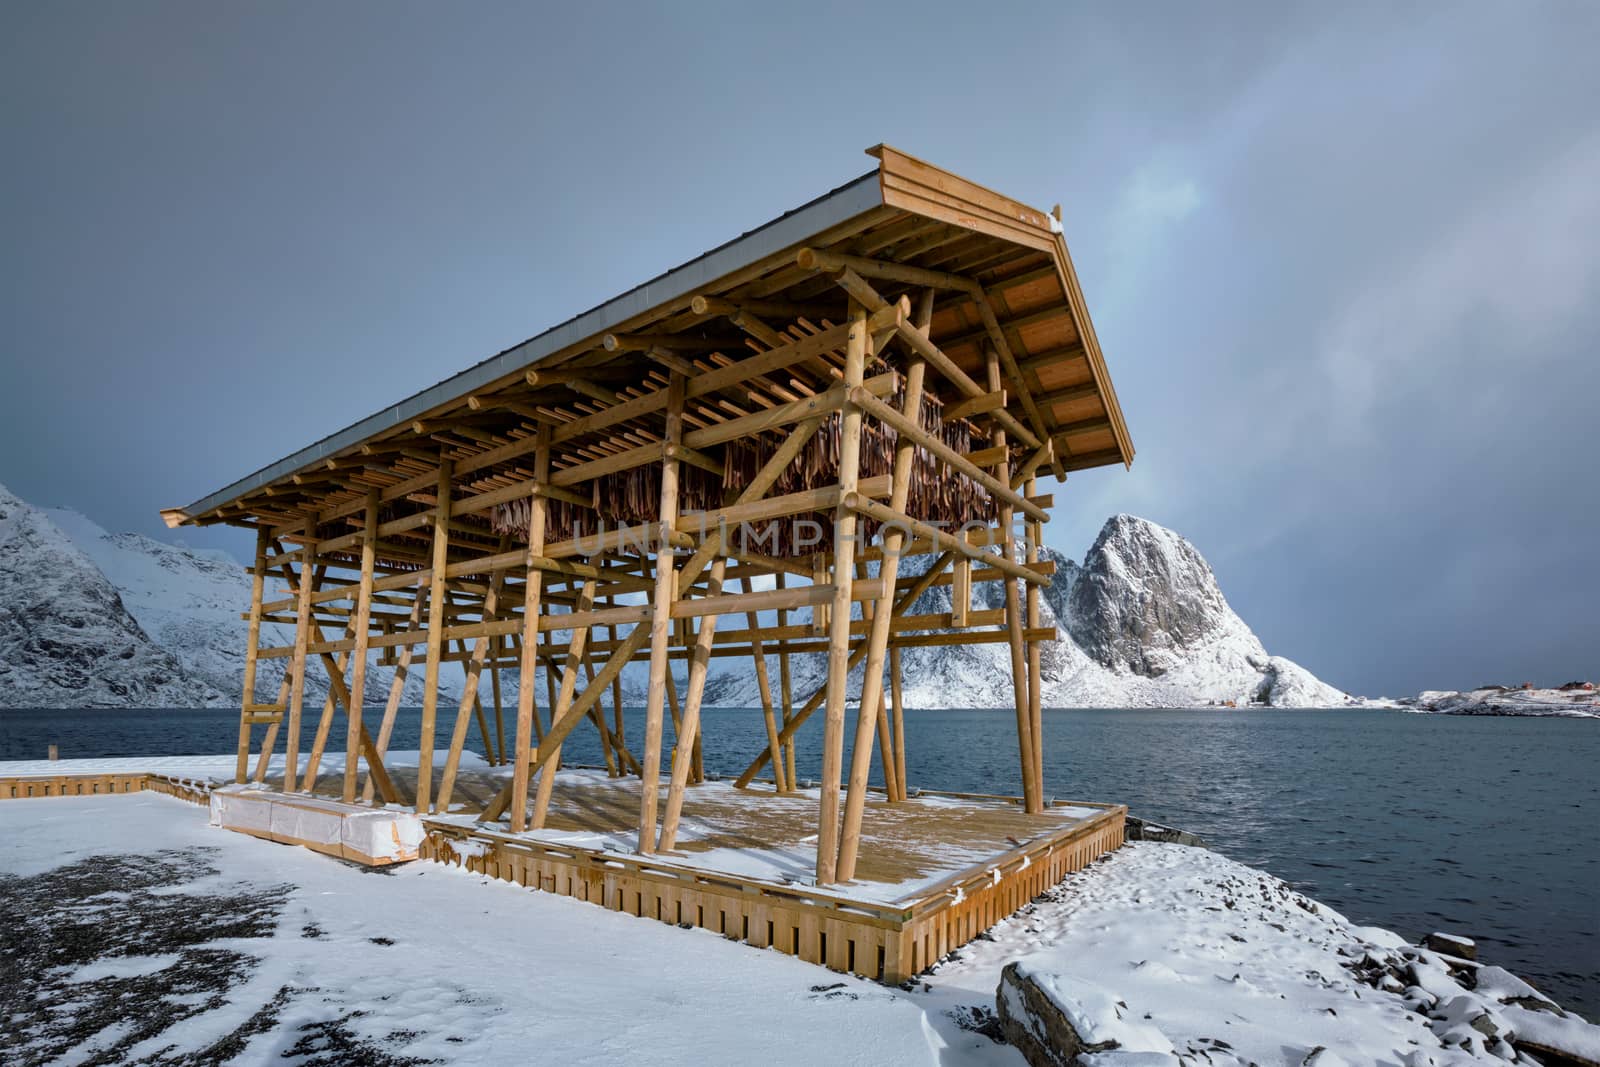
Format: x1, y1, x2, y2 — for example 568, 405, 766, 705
3, 706, 1595, 1015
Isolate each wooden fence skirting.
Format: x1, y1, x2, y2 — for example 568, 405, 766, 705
0, 773, 214, 806
422, 799, 1126, 985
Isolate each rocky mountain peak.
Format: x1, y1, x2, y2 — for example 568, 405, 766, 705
1068, 514, 1237, 677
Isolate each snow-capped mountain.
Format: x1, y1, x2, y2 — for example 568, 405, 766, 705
0, 477, 1346, 709
0, 483, 219, 707
702, 514, 1349, 709
0, 481, 466, 709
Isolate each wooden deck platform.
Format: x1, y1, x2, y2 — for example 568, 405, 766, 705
412, 768, 1127, 983
0, 764, 1125, 984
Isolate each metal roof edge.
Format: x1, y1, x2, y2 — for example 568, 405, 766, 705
181, 170, 885, 520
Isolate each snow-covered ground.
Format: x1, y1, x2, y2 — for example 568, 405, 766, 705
2, 786, 1591, 1065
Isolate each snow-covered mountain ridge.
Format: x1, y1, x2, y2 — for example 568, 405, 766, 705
0, 482, 455, 709
0, 480, 1349, 708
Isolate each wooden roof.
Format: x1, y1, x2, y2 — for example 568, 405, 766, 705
165, 145, 1132, 531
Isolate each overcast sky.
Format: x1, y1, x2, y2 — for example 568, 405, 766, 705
2, 2, 1595, 696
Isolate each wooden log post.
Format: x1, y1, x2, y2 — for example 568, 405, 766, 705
341, 490, 380, 802
364, 577, 425, 803
638, 373, 684, 853
283, 518, 317, 793
889, 645, 907, 800
608, 609, 626, 769
835, 352, 925, 881
580, 639, 619, 777
489, 639, 505, 766
815, 301, 868, 885
301, 626, 355, 791
1025, 475, 1045, 801
665, 666, 703, 786
236, 527, 270, 783
253, 674, 293, 784
417, 461, 453, 814
272, 552, 402, 806
435, 558, 509, 812
742, 576, 787, 794
732, 551, 954, 789
509, 431, 550, 831
480, 416, 826, 825
656, 557, 728, 851
856, 559, 900, 804
775, 572, 797, 788
986, 348, 1040, 815
530, 580, 598, 829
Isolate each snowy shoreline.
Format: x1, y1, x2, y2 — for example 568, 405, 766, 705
1, 783, 1593, 1064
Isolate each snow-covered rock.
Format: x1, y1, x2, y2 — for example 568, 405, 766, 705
0, 483, 218, 707
1407, 686, 1599, 718
997, 962, 1176, 1066
926, 841, 1598, 1067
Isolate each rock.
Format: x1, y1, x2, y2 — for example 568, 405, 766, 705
1425, 932, 1478, 961
1124, 816, 1207, 848
1503, 1004, 1600, 1067
996, 962, 1175, 1067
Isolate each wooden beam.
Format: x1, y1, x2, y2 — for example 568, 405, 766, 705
942, 389, 1005, 422
796, 247, 978, 295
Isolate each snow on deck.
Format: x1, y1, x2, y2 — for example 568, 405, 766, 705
430, 767, 1107, 905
